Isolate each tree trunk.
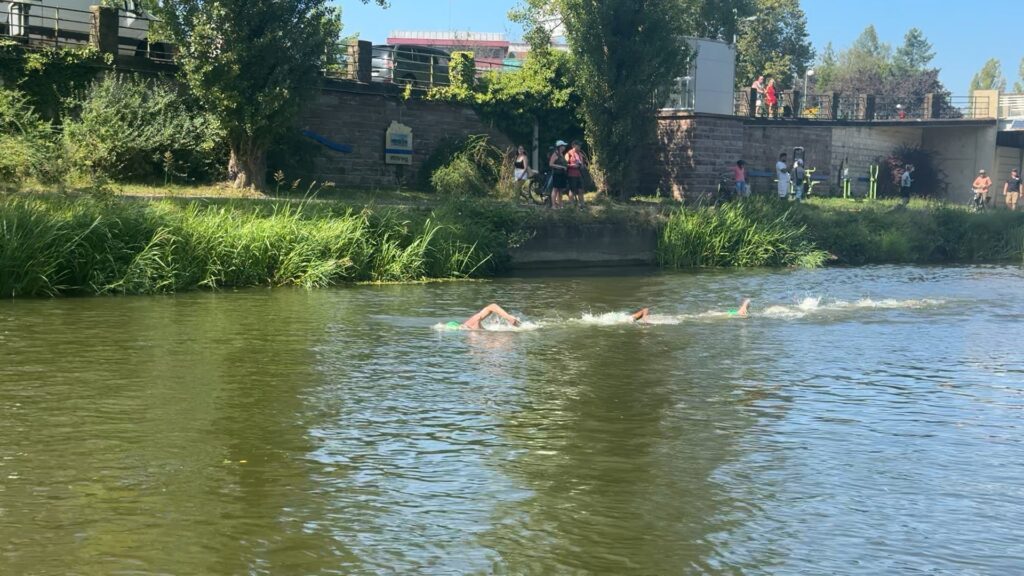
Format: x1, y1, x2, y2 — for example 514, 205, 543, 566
228, 139, 267, 191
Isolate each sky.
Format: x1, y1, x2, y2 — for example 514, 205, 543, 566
339, 0, 1024, 95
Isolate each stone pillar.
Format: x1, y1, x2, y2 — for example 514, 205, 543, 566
89, 5, 118, 56
747, 88, 757, 117
924, 93, 941, 119
829, 92, 841, 120
860, 94, 876, 120
355, 40, 372, 84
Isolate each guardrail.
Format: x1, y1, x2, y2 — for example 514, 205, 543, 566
0, 0, 171, 62
0, 1, 93, 49
730, 88, 994, 122
324, 42, 525, 90
1000, 94, 1024, 119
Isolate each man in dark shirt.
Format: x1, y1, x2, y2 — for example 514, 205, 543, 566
1004, 168, 1022, 211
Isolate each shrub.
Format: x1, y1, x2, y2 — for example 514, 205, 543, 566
428, 134, 504, 197
62, 74, 226, 183
877, 144, 947, 198
0, 88, 62, 187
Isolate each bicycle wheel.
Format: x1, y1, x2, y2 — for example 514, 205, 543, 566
519, 179, 544, 205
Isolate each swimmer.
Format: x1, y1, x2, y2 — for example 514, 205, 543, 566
727, 299, 751, 317
630, 308, 651, 322
445, 303, 522, 330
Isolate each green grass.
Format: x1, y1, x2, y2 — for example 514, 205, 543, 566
6, 188, 1022, 298
657, 197, 1024, 269
657, 199, 828, 269
0, 195, 497, 297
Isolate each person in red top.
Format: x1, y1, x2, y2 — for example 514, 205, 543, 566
565, 140, 588, 209
765, 78, 778, 118
733, 159, 749, 198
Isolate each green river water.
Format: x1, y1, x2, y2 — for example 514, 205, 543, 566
2, 265, 1023, 575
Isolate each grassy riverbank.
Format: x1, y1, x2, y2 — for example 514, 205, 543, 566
3, 190, 1023, 297
658, 198, 1024, 269
0, 195, 503, 297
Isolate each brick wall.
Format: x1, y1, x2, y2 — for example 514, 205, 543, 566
653, 113, 744, 200
301, 85, 510, 189
832, 126, 923, 185
742, 123, 833, 194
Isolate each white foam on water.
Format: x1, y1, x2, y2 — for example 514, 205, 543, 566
432, 321, 542, 332
578, 312, 639, 326
759, 297, 945, 319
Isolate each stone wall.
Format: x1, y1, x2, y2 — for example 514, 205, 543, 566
831, 125, 923, 195
742, 122, 833, 194
301, 83, 510, 189
653, 113, 744, 200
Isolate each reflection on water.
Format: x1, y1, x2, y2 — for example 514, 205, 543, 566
2, 266, 1024, 574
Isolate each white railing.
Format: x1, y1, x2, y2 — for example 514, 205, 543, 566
999, 94, 1024, 119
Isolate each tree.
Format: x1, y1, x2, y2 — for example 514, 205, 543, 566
969, 58, 1006, 94
1015, 57, 1024, 94
155, 0, 387, 190
564, 0, 690, 198
814, 42, 838, 89
680, 0, 755, 42
813, 26, 948, 113
735, 0, 813, 89
893, 28, 934, 72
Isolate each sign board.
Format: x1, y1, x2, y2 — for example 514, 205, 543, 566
385, 121, 413, 165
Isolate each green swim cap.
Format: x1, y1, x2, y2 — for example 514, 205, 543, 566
445, 321, 462, 329
726, 309, 739, 316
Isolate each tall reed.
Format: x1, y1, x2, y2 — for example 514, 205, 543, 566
658, 200, 828, 269
0, 196, 493, 297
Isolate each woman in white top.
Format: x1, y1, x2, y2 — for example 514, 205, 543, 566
776, 152, 790, 199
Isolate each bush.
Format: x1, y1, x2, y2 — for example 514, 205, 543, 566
428, 134, 505, 197
62, 74, 227, 183
0, 88, 62, 187
877, 144, 947, 198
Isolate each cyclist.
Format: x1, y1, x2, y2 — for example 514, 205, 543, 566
972, 169, 992, 208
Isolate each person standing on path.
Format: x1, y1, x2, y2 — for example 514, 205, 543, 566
792, 158, 806, 202
734, 159, 750, 199
548, 141, 569, 209
765, 78, 779, 118
565, 140, 588, 209
776, 153, 791, 200
972, 169, 993, 205
1004, 168, 1021, 211
900, 164, 915, 206
751, 76, 766, 116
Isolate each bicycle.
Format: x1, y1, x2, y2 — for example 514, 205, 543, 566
518, 172, 551, 206
967, 190, 988, 212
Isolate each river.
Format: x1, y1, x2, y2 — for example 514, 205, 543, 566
2, 265, 1023, 575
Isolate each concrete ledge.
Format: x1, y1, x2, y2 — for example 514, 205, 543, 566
509, 222, 659, 269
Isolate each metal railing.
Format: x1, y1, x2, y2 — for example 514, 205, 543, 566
326, 43, 526, 90
0, 1, 171, 62
732, 89, 994, 122
0, 1, 93, 49
999, 94, 1024, 119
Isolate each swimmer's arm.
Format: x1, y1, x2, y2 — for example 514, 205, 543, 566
736, 299, 751, 317
630, 307, 650, 322
463, 303, 520, 329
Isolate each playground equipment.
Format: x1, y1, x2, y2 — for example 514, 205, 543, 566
868, 164, 879, 200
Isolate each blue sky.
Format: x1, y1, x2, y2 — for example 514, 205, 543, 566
340, 0, 1024, 95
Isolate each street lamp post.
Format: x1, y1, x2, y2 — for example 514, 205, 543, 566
804, 69, 815, 97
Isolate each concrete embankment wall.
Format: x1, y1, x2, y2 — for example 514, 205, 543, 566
508, 223, 659, 269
